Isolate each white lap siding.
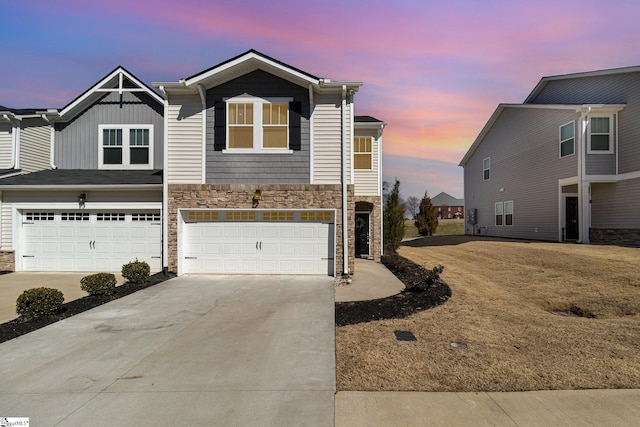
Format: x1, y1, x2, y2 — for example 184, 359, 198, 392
167, 94, 203, 183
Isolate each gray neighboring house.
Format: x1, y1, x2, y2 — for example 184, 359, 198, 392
460, 65, 640, 245
0, 67, 165, 272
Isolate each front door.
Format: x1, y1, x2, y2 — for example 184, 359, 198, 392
565, 197, 579, 240
355, 212, 370, 258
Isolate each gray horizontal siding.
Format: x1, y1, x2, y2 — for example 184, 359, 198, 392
0, 123, 13, 169
530, 72, 640, 175
464, 107, 579, 241
205, 70, 310, 183
591, 177, 640, 228
20, 118, 50, 173
55, 91, 163, 169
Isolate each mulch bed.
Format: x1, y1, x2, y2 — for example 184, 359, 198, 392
335, 253, 451, 326
0, 272, 175, 344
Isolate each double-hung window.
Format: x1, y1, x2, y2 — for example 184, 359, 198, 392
354, 137, 373, 169
483, 157, 490, 180
225, 96, 291, 152
495, 202, 503, 226
559, 122, 575, 157
99, 125, 153, 169
504, 201, 513, 226
588, 116, 613, 153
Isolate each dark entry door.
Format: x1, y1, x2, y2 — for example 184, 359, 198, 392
566, 197, 579, 240
355, 213, 370, 257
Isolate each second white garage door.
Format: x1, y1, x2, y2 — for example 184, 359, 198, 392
182, 210, 334, 275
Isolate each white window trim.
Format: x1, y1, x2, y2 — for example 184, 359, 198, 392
483, 157, 490, 181
587, 114, 614, 154
559, 121, 575, 158
495, 201, 503, 226
223, 95, 294, 153
98, 124, 154, 169
504, 200, 514, 226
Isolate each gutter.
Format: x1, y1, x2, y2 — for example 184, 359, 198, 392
160, 85, 170, 274
0, 184, 163, 190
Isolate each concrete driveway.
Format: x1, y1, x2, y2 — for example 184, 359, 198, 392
0, 275, 336, 426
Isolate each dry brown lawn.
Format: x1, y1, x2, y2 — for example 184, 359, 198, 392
336, 236, 640, 392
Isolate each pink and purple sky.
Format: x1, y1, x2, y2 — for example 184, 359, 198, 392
2, 0, 640, 199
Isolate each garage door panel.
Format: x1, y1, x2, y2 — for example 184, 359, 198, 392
182, 214, 332, 275
21, 210, 161, 272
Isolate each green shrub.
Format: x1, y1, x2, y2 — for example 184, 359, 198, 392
16, 287, 64, 318
122, 259, 150, 284
405, 264, 445, 292
81, 272, 117, 296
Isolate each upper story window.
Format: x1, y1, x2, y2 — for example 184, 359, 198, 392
225, 96, 291, 152
560, 122, 575, 157
354, 137, 373, 169
483, 157, 490, 180
588, 116, 613, 153
99, 125, 153, 169
504, 201, 513, 226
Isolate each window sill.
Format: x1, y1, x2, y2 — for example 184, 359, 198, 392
222, 149, 294, 155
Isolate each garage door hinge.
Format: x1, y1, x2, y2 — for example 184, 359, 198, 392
22, 255, 35, 258
185, 256, 197, 259
22, 222, 34, 225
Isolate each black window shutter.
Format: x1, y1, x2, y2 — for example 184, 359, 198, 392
214, 101, 226, 151
289, 101, 302, 151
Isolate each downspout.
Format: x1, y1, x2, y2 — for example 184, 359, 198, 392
379, 124, 384, 256
159, 85, 169, 274
341, 85, 349, 275
13, 118, 21, 170
196, 84, 207, 184
578, 108, 589, 244
41, 114, 57, 169
308, 84, 314, 184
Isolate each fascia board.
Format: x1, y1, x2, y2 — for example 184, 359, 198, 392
60, 67, 163, 118
0, 184, 163, 190
184, 52, 320, 88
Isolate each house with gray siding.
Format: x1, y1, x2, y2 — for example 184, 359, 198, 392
155, 50, 385, 276
0, 67, 165, 272
460, 65, 640, 245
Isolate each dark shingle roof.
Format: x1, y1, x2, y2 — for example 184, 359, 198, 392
355, 115, 384, 123
0, 169, 19, 177
431, 192, 464, 206
0, 169, 163, 186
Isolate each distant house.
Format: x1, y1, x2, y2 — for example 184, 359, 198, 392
431, 192, 464, 219
460, 65, 640, 245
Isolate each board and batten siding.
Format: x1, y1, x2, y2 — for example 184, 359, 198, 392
167, 94, 202, 183
591, 178, 640, 228
529, 72, 640, 175
54, 91, 163, 169
20, 118, 51, 173
353, 128, 380, 196
0, 123, 13, 169
204, 70, 310, 183
464, 107, 579, 241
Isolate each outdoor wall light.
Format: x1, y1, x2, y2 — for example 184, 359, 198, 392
78, 193, 87, 203
252, 189, 262, 208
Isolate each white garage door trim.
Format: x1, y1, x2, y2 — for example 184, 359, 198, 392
19, 209, 162, 272
179, 209, 336, 276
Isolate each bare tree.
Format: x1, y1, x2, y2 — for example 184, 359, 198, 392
406, 196, 420, 220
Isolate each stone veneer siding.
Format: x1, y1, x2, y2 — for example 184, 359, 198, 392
590, 228, 640, 246
0, 250, 14, 272
354, 196, 382, 267
168, 184, 355, 275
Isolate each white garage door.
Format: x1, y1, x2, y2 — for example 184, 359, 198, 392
21, 210, 162, 272
182, 210, 334, 275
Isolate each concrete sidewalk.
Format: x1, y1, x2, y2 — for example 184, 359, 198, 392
335, 260, 640, 426
336, 390, 640, 426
